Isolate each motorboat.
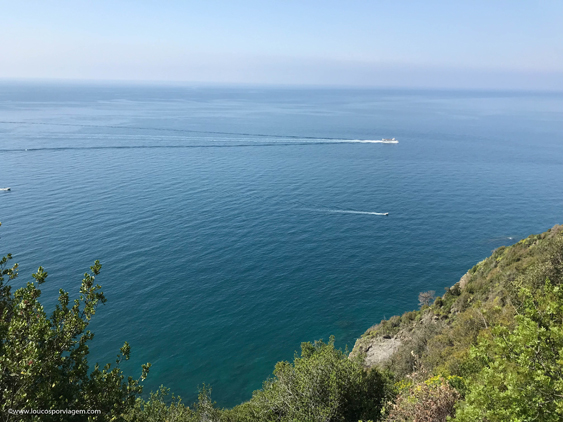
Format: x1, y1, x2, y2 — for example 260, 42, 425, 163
0, 187, 11, 191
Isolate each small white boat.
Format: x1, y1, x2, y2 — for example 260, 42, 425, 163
0, 187, 11, 191
383, 212, 389, 216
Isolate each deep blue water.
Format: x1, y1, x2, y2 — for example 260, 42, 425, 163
0, 83, 562, 406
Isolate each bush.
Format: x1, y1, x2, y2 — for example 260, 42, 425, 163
386, 323, 444, 379
0, 222, 150, 422
124, 386, 191, 422
124, 385, 218, 422
385, 375, 460, 422
232, 337, 392, 422
401, 311, 417, 325
454, 280, 563, 421
449, 284, 461, 297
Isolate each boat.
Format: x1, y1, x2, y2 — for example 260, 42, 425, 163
382, 138, 398, 143
383, 212, 389, 216
0, 187, 11, 191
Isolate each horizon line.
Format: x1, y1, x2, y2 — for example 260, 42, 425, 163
1, 77, 562, 94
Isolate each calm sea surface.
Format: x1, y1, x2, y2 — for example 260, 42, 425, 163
0, 83, 562, 406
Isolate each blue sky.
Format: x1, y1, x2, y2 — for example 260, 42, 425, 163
2, 0, 562, 89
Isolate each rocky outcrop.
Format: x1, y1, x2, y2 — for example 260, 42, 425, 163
350, 335, 402, 367
459, 272, 471, 289
350, 309, 447, 368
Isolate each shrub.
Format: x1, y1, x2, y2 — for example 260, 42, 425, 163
234, 337, 392, 422
454, 280, 563, 421
0, 222, 150, 422
385, 375, 460, 422
386, 323, 444, 378
401, 311, 417, 325
418, 291, 435, 308
124, 386, 191, 422
449, 284, 461, 297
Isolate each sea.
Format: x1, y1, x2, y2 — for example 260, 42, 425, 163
0, 82, 562, 407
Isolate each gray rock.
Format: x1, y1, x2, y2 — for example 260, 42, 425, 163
350, 336, 402, 368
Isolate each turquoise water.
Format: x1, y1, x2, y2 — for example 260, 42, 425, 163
1, 83, 562, 406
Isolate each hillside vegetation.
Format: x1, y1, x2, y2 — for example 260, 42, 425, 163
1, 223, 562, 421
355, 224, 563, 420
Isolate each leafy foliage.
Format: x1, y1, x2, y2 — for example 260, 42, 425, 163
357, 225, 563, 420
385, 376, 460, 422
125, 338, 392, 422
123, 385, 213, 422
383, 351, 461, 422
454, 280, 563, 421
0, 222, 150, 421
229, 337, 390, 422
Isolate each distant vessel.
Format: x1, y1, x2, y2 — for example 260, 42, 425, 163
0, 187, 11, 191
383, 212, 389, 216
382, 138, 398, 143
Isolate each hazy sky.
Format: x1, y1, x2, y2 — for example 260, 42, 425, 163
2, 0, 562, 89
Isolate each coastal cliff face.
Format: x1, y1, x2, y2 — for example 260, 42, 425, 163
350, 224, 563, 376
350, 335, 402, 367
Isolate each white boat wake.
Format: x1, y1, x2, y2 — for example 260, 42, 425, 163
302, 208, 389, 216
338, 139, 399, 144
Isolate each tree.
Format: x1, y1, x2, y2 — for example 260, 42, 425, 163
0, 222, 150, 421
454, 280, 563, 421
418, 291, 435, 308
226, 337, 391, 422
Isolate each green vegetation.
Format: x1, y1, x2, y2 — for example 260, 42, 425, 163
126, 339, 391, 422
361, 225, 563, 420
0, 223, 150, 421
2, 222, 563, 421
455, 280, 563, 421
